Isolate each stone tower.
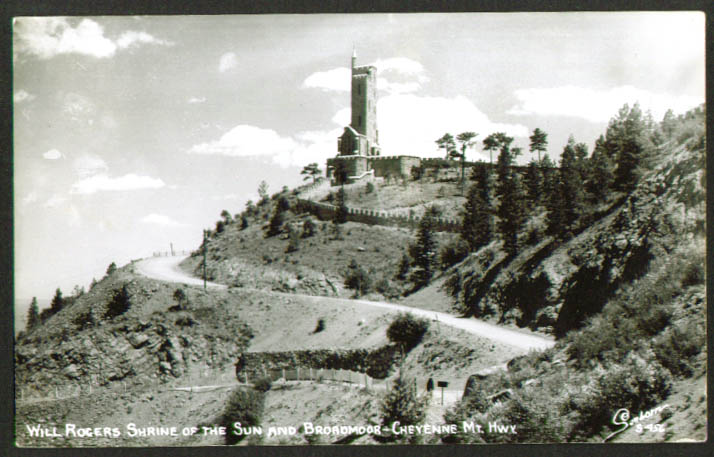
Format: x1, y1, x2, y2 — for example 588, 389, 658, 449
336, 49, 380, 157
350, 49, 379, 151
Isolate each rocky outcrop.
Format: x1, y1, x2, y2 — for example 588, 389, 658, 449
448, 114, 705, 336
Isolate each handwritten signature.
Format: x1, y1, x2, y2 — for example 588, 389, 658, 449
603, 404, 670, 442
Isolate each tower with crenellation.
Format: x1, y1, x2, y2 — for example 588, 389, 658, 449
327, 49, 421, 185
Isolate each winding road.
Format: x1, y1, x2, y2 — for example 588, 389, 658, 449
134, 255, 554, 352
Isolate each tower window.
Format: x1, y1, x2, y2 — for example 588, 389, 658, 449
358, 83, 361, 95
358, 115, 362, 127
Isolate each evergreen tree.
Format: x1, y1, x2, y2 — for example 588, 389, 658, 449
105, 285, 131, 319
106, 262, 117, 276
380, 372, 428, 443
461, 165, 493, 252
220, 209, 232, 225
604, 103, 653, 192
529, 128, 548, 162
454, 131, 478, 195
300, 163, 321, 183
586, 135, 614, 203
524, 159, 543, 204
435, 133, 456, 159
335, 187, 348, 224
266, 209, 285, 237
409, 207, 439, 286
495, 136, 526, 256
560, 138, 585, 235
547, 138, 585, 239
574, 141, 590, 182
50, 288, 64, 315
26, 297, 39, 331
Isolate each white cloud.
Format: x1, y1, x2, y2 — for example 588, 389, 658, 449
508, 85, 704, 123
14, 17, 171, 60
44, 194, 68, 208
372, 57, 428, 81
188, 125, 298, 157
43, 149, 63, 160
303, 67, 351, 91
140, 213, 186, 227
377, 94, 528, 158
14, 90, 35, 103
219, 52, 237, 72
116, 30, 172, 49
188, 96, 206, 104
192, 93, 527, 168
73, 154, 108, 177
71, 173, 165, 194
303, 57, 429, 94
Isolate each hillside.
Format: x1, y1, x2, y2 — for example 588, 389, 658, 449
14, 103, 706, 446
439, 105, 706, 443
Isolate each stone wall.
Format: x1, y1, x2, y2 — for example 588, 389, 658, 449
235, 345, 400, 380
295, 198, 460, 232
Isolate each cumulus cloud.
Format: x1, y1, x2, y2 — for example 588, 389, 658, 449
187, 96, 206, 104
43, 149, 63, 160
71, 173, 165, 194
377, 94, 528, 158
116, 30, 172, 49
303, 57, 429, 94
188, 125, 298, 157
14, 90, 35, 103
303, 67, 351, 91
219, 52, 237, 72
192, 93, 527, 168
140, 213, 186, 227
508, 85, 704, 123
73, 154, 108, 177
14, 17, 171, 60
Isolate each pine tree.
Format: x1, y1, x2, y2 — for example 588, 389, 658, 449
547, 138, 585, 239
586, 135, 614, 203
524, 159, 542, 204
50, 288, 64, 315
529, 128, 548, 162
409, 207, 439, 286
26, 297, 39, 331
335, 187, 348, 224
380, 372, 428, 443
604, 103, 653, 192
461, 165, 493, 252
495, 137, 526, 256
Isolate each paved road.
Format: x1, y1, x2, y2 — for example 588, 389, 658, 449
134, 255, 554, 352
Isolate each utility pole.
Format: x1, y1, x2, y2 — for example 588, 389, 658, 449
170, 242, 174, 256
202, 230, 208, 290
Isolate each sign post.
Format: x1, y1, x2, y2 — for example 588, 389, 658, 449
437, 381, 449, 405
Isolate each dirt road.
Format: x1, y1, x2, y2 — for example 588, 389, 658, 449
134, 255, 554, 352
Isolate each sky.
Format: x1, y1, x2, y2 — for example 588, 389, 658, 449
13, 12, 705, 309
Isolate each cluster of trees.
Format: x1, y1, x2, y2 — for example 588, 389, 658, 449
390, 103, 658, 294
455, 103, 657, 259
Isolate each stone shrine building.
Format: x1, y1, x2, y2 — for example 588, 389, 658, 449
327, 50, 421, 185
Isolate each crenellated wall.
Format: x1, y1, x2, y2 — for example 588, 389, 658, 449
295, 198, 460, 232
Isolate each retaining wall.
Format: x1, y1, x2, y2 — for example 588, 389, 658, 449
235, 345, 401, 380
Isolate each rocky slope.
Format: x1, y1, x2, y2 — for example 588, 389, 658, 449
444, 107, 706, 336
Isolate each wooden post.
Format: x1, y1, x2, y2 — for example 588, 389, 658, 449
282, 368, 285, 383
297, 367, 300, 381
